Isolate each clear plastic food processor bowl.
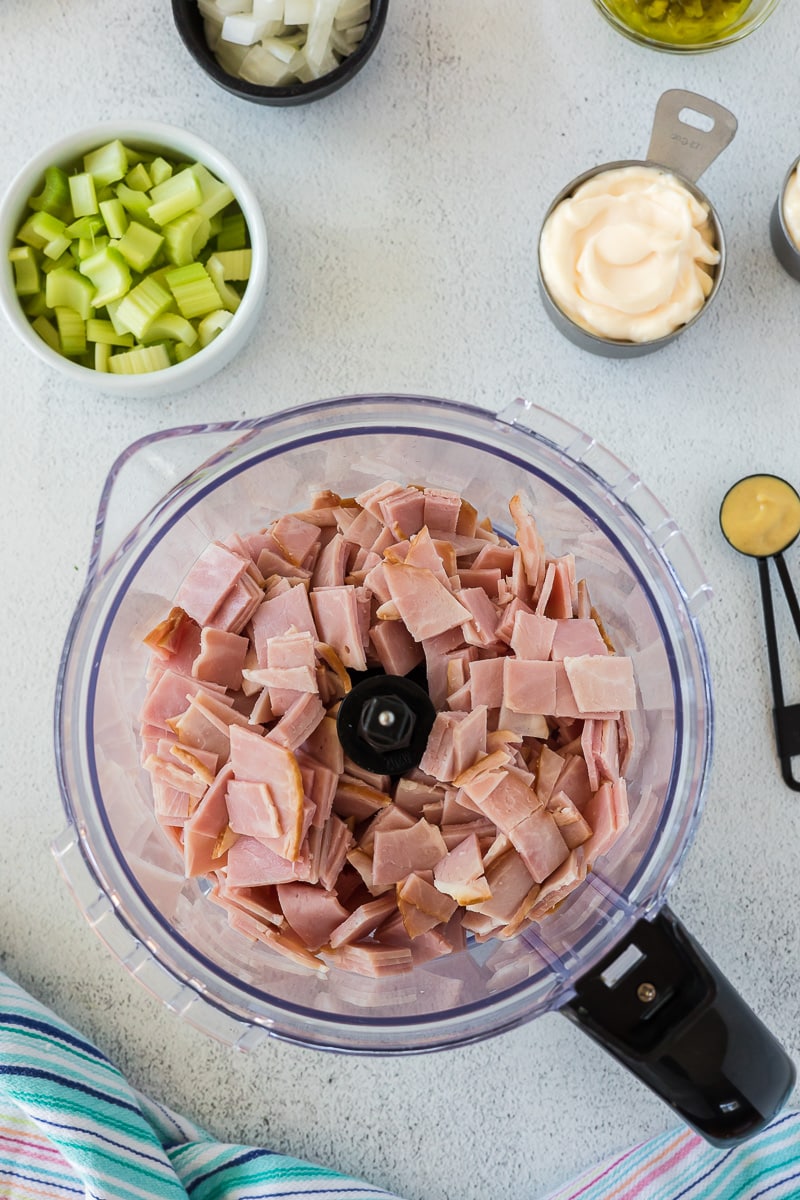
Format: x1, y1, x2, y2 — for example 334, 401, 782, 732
53, 395, 713, 1054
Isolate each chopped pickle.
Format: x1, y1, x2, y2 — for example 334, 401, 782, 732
603, 0, 752, 42
9, 139, 252, 374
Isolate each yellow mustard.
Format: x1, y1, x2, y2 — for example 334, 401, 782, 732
604, 0, 752, 44
720, 475, 800, 558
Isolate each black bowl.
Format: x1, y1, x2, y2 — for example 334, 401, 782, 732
171, 0, 390, 106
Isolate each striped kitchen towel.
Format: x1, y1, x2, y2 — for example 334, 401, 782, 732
1, 967, 798, 1200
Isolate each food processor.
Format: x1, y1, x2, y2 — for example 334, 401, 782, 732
53, 394, 795, 1144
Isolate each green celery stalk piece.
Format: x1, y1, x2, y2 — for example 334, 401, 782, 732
86, 318, 135, 347
191, 162, 235, 220
9, 246, 41, 295
147, 167, 203, 227
104, 297, 131, 337
216, 213, 247, 251
78, 245, 132, 307
211, 249, 251, 280
28, 165, 71, 219
108, 342, 171, 374
198, 308, 233, 348
83, 139, 128, 187
54, 306, 87, 356
94, 341, 112, 372
22, 291, 49, 317
68, 172, 99, 218
162, 210, 211, 267
174, 340, 200, 363
32, 314, 60, 352
141, 311, 198, 348
17, 210, 68, 251
116, 221, 165, 272
43, 250, 75, 273
205, 255, 241, 313
78, 234, 109, 259
165, 261, 221, 319
67, 215, 105, 239
98, 198, 128, 239
45, 267, 95, 320
149, 157, 173, 186
125, 162, 153, 192
115, 182, 156, 223
115, 275, 173, 339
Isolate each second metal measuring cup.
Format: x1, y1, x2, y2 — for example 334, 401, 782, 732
537, 89, 738, 358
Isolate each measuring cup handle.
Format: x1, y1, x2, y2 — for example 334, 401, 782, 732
647, 89, 738, 183
563, 907, 795, 1145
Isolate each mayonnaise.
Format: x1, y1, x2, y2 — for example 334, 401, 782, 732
720, 475, 800, 558
782, 164, 800, 251
539, 165, 720, 343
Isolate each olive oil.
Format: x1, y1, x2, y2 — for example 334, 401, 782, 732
604, 0, 752, 44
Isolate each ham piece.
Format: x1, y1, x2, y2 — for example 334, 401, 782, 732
141, 479, 638, 977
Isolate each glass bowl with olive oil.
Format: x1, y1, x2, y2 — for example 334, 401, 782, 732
592, 0, 781, 52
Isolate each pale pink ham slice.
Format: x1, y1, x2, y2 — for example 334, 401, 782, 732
329, 894, 398, 948
270, 514, 321, 567
144, 607, 201, 671
277, 883, 349, 951
208, 572, 263, 636
333, 775, 391, 821
368, 619, 424, 676
226, 779, 282, 841
267, 691, 326, 753
312, 532, 349, 589
251, 585, 318, 666
398, 873, 457, 936
466, 768, 540, 833
530, 848, 588, 919
553, 663, 620, 721
457, 586, 500, 648
226, 835, 302, 886
551, 617, 608, 660
152, 781, 192, 825
174, 541, 249, 626
469, 848, 538, 925
582, 779, 629, 865
457, 567, 502, 596
509, 493, 546, 597
509, 806, 570, 882
535, 745, 566, 804
433, 833, 491, 905
324, 942, 413, 977
192, 627, 249, 690
495, 597, 534, 645
543, 556, 576, 620
379, 487, 425, 539
310, 585, 367, 671
355, 480, 405, 517
140, 669, 229, 731
418, 706, 487, 783
564, 654, 636, 714
509, 610, 556, 661
359, 803, 418, 854
229, 725, 305, 860
342, 506, 383, 550
308, 814, 353, 891
468, 657, 505, 710
383, 562, 472, 642
300, 714, 344, 776
503, 658, 557, 715
423, 487, 462, 532
372, 818, 448, 886
546, 789, 592, 849
400, 527, 452, 589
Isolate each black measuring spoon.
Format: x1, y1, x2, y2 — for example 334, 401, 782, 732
720, 474, 800, 791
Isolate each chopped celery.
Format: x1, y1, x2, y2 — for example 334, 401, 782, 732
78, 246, 132, 307
147, 167, 203, 226
116, 221, 164, 272
68, 173, 99, 218
86, 318, 135, 347
149, 157, 173, 187
22, 290, 49, 317
198, 309, 233, 347
216, 212, 247, 251
43, 250, 75, 274
205, 254, 241, 312
78, 234, 109, 260
115, 182, 155, 222
115, 275, 173, 339
141, 311, 198, 348
108, 343, 172, 374
94, 341, 112, 372
17, 210, 69, 256
192, 163, 235, 220
83, 139, 128, 187
210, 249, 251, 280
98, 198, 128, 239
54, 306, 86, 356
165, 262, 222, 319
28, 166, 70, 218
45, 267, 94, 320
163, 210, 211, 267
174, 340, 200, 363
9, 246, 41, 296
67, 215, 105, 239
32, 314, 60, 352
125, 162, 153, 192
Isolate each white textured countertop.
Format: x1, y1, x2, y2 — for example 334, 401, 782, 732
2, 3, 800, 1198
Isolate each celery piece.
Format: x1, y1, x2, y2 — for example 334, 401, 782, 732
45, 267, 94, 320
54, 306, 87, 356
67, 215, 105, 239
78, 245, 132, 307
165, 262, 222, 319
94, 341, 112, 372
125, 162, 153, 192
174, 340, 200, 363
78, 234, 109, 260
17, 210, 67, 250
205, 254, 241, 313
98, 198, 128, 240
115, 275, 173, 339
86, 318, 135, 347
116, 221, 165, 272
108, 343, 171, 375
104, 297, 132, 337
115, 182, 155, 223
147, 167, 203, 227
149, 157, 173, 187
210, 249, 251, 280
191, 163, 235, 220
68, 172, 99, 218
28, 166, 71, 219
162, 210, 210, 267
83, 139, 128, 187
32, 314, 61, 352
216, 213, 247, 252
43, 250, 76, 273
198, 309, 233, 348
22, 291, 49, 317
141, 312, 198, 348
9, 246, 41, 296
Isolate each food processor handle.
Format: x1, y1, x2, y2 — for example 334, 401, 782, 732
563, 907, 796, 1146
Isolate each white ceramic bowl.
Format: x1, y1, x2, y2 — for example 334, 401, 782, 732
0, 121, 268, 398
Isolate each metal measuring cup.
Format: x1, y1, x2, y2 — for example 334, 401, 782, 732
769, 154, 800, 282
537, 89, 738, 358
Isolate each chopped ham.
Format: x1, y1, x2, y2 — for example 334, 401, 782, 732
310, 585, 367, 671
174, 541, 248, 626
372, 818, 448, 886
563, 654, 636, 713
277, 883, 349, 951
383, 562, 472, 641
